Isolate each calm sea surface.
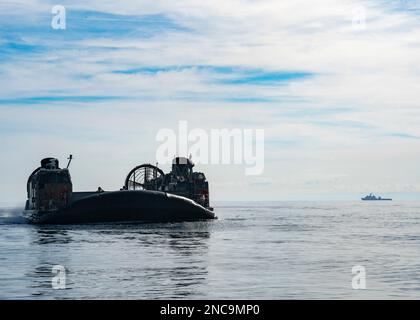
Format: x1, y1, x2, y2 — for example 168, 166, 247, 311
1, 201, 420, 299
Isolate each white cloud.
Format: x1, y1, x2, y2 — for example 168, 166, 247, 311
1, 0, 420, 204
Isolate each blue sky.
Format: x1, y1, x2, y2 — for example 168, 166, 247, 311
1, 0, 420, 205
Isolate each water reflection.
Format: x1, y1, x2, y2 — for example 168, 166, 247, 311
25, 227, 72, 297
25, 220, 216, 298
31, 227, 72, 245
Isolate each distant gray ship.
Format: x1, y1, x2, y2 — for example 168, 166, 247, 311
361, 193, 392, 201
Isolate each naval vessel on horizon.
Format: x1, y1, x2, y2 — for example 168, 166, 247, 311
361, 193, 392, 201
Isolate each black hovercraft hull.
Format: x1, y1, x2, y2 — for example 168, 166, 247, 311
23, 190, 216, 224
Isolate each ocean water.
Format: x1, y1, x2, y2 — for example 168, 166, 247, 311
1, 201, 420, 299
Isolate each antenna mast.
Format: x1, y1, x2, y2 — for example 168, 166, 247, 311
66, 154, 73, 169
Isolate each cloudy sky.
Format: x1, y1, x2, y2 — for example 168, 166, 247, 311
1, 0, 420, 205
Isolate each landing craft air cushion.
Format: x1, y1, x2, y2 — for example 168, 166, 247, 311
23, 156, 216, 224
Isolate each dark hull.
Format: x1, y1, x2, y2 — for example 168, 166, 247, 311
361, 199, 392, 201
24, 190, 216, 224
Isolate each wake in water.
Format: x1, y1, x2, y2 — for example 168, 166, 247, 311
0, 208, 26, 224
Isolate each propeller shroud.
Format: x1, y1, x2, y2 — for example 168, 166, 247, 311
124, 164, 164, 191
